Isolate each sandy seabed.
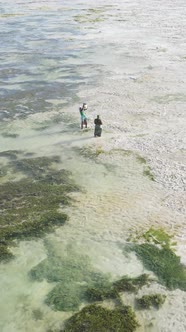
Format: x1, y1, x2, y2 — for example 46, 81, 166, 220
71, 0, 186, 330
0, 0, 186, 331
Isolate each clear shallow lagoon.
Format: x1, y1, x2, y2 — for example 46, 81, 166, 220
0, 1, 186, 331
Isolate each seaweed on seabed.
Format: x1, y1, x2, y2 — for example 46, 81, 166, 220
131, 243, 186, 291
10, 156, 61, 180
113, 274, 150, 293
143, 166, 155, 181
0, 150, 21, 160
84, 285, 120, 302
63, 304, 139, 332
136, 294, 166, 310
83, 271, 119, 303
29, 242, 115, 311
45, 282, 87, 312
0, 211, 68, 244
142, 228, 174, 248
0, 156, 80, 260
84, 274, 150, 304
0, 243, 14, 262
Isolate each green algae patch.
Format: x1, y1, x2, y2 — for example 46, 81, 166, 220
30, 241, 156, 313
0, 166, 8, 178
63, 304, 139, 332
142, 228, 174, 248
29, 249, 94, 284
0, 243, 14, 262
85, 286, 119, 302
0, 179, 70, 228
0, 150, 21, 160
1, 133, 19, 138
46, 283, 87, 312
84, 273, 151, 304
95, 146, 105, 156
32, 308, 43, 321
73, 146, 105, 160
29, 242, 113, 311
131, 244, 186, 290
136, 155, 146, 164
127, 228, 186, 290
113, 274, 150, 293
136, 294, 166, 310
143, 166, 155, 181
128, 227, 175, 248
80, 147, 155, 182
10, 156, 62, 180
0, 156, 79, 258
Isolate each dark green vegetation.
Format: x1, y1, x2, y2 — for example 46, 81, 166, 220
0, 244, 14, 262
143, 166, 155, 181
73, 146, 104, 160
30, 241, 112, 311
136, 294, 166, 310
84, 274, 151, 305
63, 304, 139, 332
0, 153, 79, 261
132, 244, 186, 290
113, 274, 150, 293
84, 271, 122, 304
136, 155, 146, 164
46, 283, 87, 312
85, 286, 119, 302
30, 240, 150, 313
1, 133, 19, 138
30, 245, 95, 284
0, 150, 21, 160
142, 228, 175, 248
128, 228, 186, 291
32, 309, 43, 321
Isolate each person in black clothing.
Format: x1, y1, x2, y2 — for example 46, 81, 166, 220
94, 115, 102, 137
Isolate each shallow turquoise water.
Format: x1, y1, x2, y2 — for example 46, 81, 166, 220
0, 2, 140, 331
0, 1, 186, 331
